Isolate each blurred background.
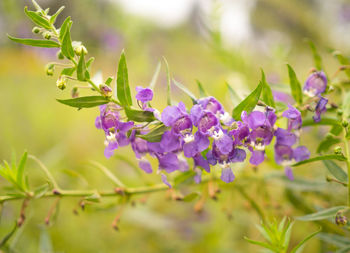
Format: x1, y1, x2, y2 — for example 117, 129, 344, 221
1, 0, 350, 252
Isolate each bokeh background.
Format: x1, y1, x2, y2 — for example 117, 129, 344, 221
1, 0, 350, 252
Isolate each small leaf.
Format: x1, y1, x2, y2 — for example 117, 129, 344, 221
149, 61, 161, 90
24, 7, 52, 29
318, 232, 350, 247
116, 50, 132, 106
16, 151, 28, 190
292, 154, 347, 167
174, 170, 196, 186
302, 117, 342, 128
244, 237, 278, 251
331, 125, 343, 136
139, 124, 169, 143
226, 82, 241, 107
295, 206, 348, 221
196, 80, 207, 98
317, 136, 341, 153
125, 108, 156, 122
57, 96, 109, 108
163, 57, 171, 105
7, 35, 60, 48
86, 57, 95, 69
183, 192, 200, 202
232, 82, 263, 120
34, 183, 50, 199
287, 64, 303, 104
260, 69, 275, 108
31, 0, 42, 11
77, 53, 87, 81
343, 92, 350, 120
306, 39, 323, 70
290, 227, 321, 253
333, 51, 350, 78
60, 17, 74, 59
0, 222, 17, 248
323, 160, 348, 183
84, 192, 101, 203
172, 79, 197, 104
61, 67, 76, 76
50, 6, 65, 24
105, 77, 113, 86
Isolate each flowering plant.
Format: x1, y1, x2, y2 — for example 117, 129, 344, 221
2, 1, 350, 251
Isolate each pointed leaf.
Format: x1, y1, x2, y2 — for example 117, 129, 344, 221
60, 17, 74, 59
34, 183, 50, 199
296, 206, 348, 221
174, 170, 196, 186
290, 227, 321, 253
226, 82, 241, 106
244, 237, 278, 251
317, 136, 341, 154
287, 64, 303, 104
172, 79, 197, 104
260, 69, 275, 107
318, 233, 350, 247
183, 192, 200, 202
196, 80, 207, 98
0, 222, 17, 248
77, 53, 87, 81
306, 39, 323, 70
149, 61, 161, 90
125, 108, 156, 122
163, 57, 172, 105
323, 160, 348, 183
57, 96, 109, 108
7, 35, 60, 48
302, 117, 342, 128
50, 6, 65, 24
232, 82, 263, 120
24, 7, 51, 29
139, 124, 169, 143
16, 151, 28, 189
292, 154, 347, 167
61, 67, 76, 76
116, 50, 132, 106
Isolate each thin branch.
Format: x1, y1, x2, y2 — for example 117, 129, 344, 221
89, 161, 126, 188
28, 155, 60, 190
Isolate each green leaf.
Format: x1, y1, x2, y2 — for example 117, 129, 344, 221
174, 170, 196, 186
290, 227, 321, 253
306, 39, 323, 70
260, 69, 275, 108
34, 183, 50, 199
302, 117, 341, 128
323, 160, 348, 183
172, 79, 197, 104
31, 0, 42, 11
243, 237, 278, 251
331, 125, 343, 136
60, 17, 74, 59
149, 61, 161, 90
50, 6, 65, 24
16, 151, 28, 190
24, 7, 52, 29
57, 96, 109, 109
196, 80, 207, 98
343, 92, 350, 120
292, 154, 347, 167
337, 246, 350, 253
318, 232, 350, 247
163, 57, 172, 105
317, 136, 341, 153
232, 82, 263, 120
125, 108, 156, 122
287, 64, 303, 104
86, 57, 95, 69
333, 51, 350, 79
77, 53, 87, 81
116, 50, 132, 106
295, 206, 348, 221
183, 192, 200, 202
61, 67, 76, 76
7, 35, 60, 48
139, 124, 169, 143
0, 222, 17, 248
226, 82, 241, 107
105, 77, 113, 86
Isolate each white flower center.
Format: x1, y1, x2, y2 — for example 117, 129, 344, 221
304, 88, 317, 97
212, 129, 224, 140
184, 134, 194, 143
220, 112, 232, 125
219, 161, 231, 169
251, 141, 265, 151
106, 132, 116, 142
281, 159, 295, 167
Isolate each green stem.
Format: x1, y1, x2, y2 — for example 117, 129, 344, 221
343, 129, 350, 206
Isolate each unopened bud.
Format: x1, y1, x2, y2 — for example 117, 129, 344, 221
45, 63, 55, 76
71, 87, 79, 98
337, 109, 343, 117
42, 31, 51, 40
56, 76, 67, 90
32, 26, 41, 34
100, 84, 112, 97
334, 146, 343, 155
342, 120, 349, 128
73, 41, 88, 56
57, 50, 64, 60
335, 211, 347, 226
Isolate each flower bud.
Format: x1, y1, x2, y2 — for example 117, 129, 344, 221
73, 41, 88, 56
71, 87, 79, 98
56, 76, 67, 90
342, 120, 349, 128
45, 63, 55, 76
42, 31, 51, 40
335, 211, 347, 226
57, 50, 64, 60
337, 109, 343, 117
32, 26, 41, 34
100, 84, 112, 97
334, 146, 343, 155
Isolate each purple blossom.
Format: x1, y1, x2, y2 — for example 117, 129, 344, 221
157, 153, 180, 173
273, 90, 294, 104
313, 96, 328, 123
161, 173, 172, 188
303, 71, 327, 97
197, 96, 224, 115
282, 105, 302, 131
135, 86, 153, 103
138, 159, 152, 174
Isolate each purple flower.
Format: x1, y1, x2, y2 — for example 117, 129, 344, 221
197, 97, 224, 115
138, 158, 152, 173
249, 150, 265, 165
183, 131, 209, 158
273, 90, 294, 104
221, 165, 235, 183
230, 121, 250, 146
193, 153, 210, 172
282, 105, 302, 131
135, 86, 153, 103
157, 153, 180, 173
161, 173, 172, 188
162, 102, 192, 135
274, 128, 297, 146
303, 71, 327, 97
313, 96, 328, 123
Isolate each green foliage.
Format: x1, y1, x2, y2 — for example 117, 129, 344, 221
163, 57, 172, 106
7, 35, 60, 48
226, 82, 241, 106
231, 81, 263, 120
172, 79, 197, 104
296, 206, 348, 221
50, 6, 65, 24
260, 69, 275, 108
182, 192, 200, 202
287, 64, 303, 104
317, 135, 341, 154
323, 160, 348, 184
77, 53, 88, 81
24, 7, 52, 29
116, 50, 132, 106
196, 80, 207, 98
56, 96, 109, 109
302, 117, 341, 128
59, 17, 75, 59
139, 124, 169, 142
125, 108, 156, 122
292, 154, 347, 167
306, 39, 323, 70
149, 61, 161, 90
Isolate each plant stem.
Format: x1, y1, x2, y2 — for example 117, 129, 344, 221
343, 129, 350, 206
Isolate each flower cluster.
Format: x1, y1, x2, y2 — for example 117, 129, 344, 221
94, 78, 322, 186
